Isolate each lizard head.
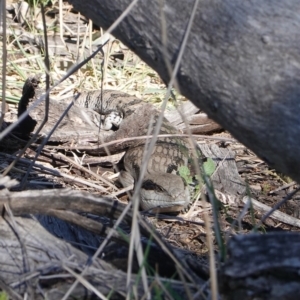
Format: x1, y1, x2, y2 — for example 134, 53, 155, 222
139, 173, 190, 213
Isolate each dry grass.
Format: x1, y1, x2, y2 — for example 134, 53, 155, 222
3, 1, 298, 299
1, 1, 217, 299
2, 1, 186, 108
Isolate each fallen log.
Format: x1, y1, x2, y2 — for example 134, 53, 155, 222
0, 187, 203, 298
220, 232, 300, 300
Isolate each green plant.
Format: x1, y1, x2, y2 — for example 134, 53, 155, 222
0, 291, 8, 300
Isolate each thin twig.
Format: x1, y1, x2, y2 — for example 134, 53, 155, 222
20, 3, 50, 188
242, 187, 300, 229
0, 0, 7, 129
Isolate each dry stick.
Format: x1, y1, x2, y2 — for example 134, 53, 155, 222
50, 150, 117, 191
137, 216, 199, 286
1, 152, 62, 175
191, 279, 210, 300
46, 133, 236, 152
161, 0, 206, 294
0, 278, 23, 300
10, 271, 41, 290
81, 151, 125, 165
197, 161, 222, 299
241, 196, 300, 228
161, 0, 220, 291
0, 189, 130, 221
50, 209, 125, 239
17, 96, 115, 192
1, 189, 202, 292
62, 203, 133, 300
3, 203, 32, 293
167, 19, 217, 300
59, 172, 109, 192
42, 2, 50, 126
110, 184, 133, 197
142, 211, 205, 226
177, 263, 194, 300
0, 42, 107, 142
75, 9, 81, 59
79, 13, 90, 61
1, 152, 109, 192
1, 46, 107, 178
269, 181, 296, 194
8, 165, 109, 192
20, 3, 68, 188
1, 190, 134, 245
149, 275, 173, 300
59, 0, 66, 48
252, 186, 300, 228
203, 212, 218, 300
18, 97, 73, 180
21, 15, 109, 190
186, 86, 219, 300
63, 265, 107, 300
46, 143, 124, 167
0, 0, 7, 129
126, 115, 154, 300
62, 0, 143, 298
20, 3, 51, 188
88, 19, 99, 89
98, 32, 114, 157
125, 0, 200, 297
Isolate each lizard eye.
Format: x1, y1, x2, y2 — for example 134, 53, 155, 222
141, 180, 166, 193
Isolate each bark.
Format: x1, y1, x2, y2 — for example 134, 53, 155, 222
2, 188, 300, 299
220, 232, 300, 300
68, 0, 300, 183
0, 215, 199, 299
0, 188, 203, 298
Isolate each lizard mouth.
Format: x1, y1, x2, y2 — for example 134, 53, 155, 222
139, 175, 190, 213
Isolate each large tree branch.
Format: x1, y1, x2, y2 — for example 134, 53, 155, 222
68, 0, 300, 182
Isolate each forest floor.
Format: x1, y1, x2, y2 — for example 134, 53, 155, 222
1, 0, 300, 298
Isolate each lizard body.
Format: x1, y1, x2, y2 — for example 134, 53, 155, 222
15, 78, 246, 215
73, 90, 191, 212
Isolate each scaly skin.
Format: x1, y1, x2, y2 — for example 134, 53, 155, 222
72, 90, 191, 212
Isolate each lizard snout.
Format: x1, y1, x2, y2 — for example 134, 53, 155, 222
140, 173, 190, 213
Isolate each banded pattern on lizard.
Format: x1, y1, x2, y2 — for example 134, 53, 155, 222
73, 90, 191, 212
